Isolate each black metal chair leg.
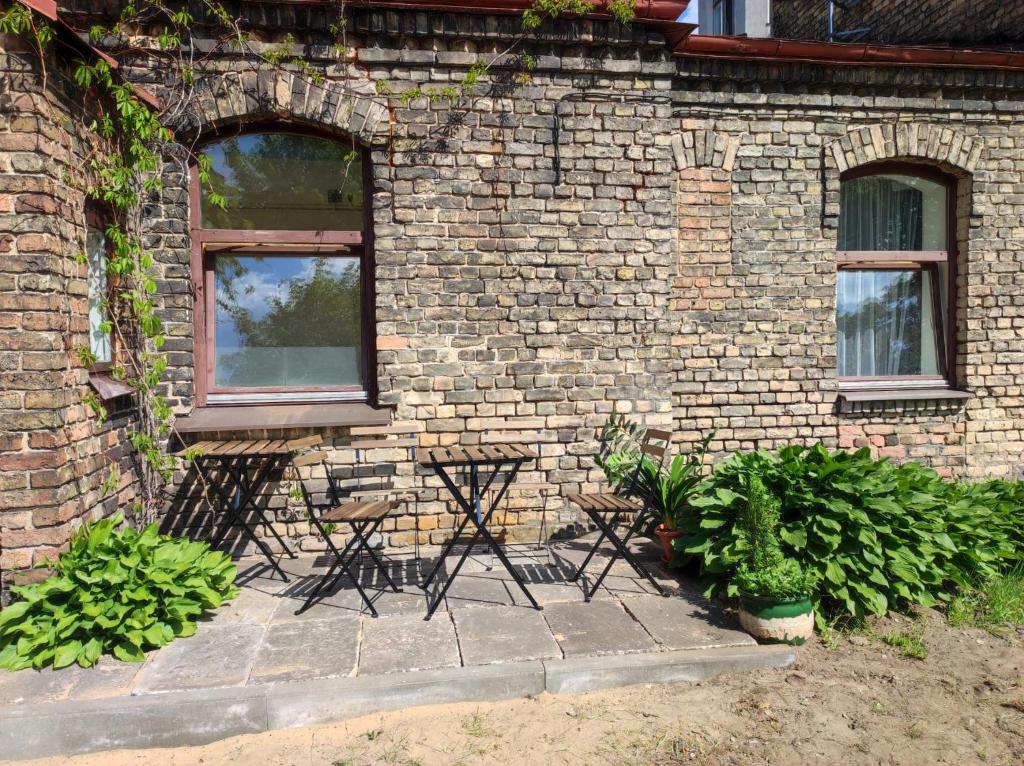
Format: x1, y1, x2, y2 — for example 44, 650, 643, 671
583, 511, 666, 600
352, 519, 403, 593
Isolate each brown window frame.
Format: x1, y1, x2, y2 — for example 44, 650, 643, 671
188, 124, 376, 407
836, 161, 958, 390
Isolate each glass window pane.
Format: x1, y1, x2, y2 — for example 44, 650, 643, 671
838, 174, 947, 251
837, 269, 940, 377
86, 226, 111, 364
201, 133, 363, 231
213, 255, 362, 388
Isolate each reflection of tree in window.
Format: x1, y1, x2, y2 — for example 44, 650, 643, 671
838, 271, 928, 376
214, 256, 361, 387
203, 134, 362, 231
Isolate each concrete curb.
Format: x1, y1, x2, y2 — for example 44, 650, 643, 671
0, 645, 794, 761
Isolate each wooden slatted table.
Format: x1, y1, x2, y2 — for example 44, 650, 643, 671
418, 443, 540, 619
175, 438, 304, 581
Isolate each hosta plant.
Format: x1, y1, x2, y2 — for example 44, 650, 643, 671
679, 445, 1019, 619
0, 515, 238, 671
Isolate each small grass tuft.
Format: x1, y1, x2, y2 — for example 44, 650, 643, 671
946, 567, 1024, 634
881, 629, 928, 660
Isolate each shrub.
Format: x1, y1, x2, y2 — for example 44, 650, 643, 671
679, 445, 1018, 619
0, 515, 238, 670
595, 416, 713, 530
731, 475, 817, 599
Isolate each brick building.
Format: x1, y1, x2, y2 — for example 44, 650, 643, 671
772, 0, 1024, 47
2, 0, 1024, 590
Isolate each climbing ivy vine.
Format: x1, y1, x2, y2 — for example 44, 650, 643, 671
0, 0, 636, 523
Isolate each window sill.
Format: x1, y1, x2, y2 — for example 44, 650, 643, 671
837, 386, 973, 413
88, 372, 133, 402
175, 402, 392, 434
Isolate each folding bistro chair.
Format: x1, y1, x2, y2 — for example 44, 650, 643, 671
480, 417, 556, 558
291, 432, 414, 616
347, 422, 423, 571
567, 427, 672, 601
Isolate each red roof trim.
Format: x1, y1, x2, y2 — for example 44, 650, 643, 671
15, 0, 164, 110
676, 35, 1024, 71
289, 0, 690, 22
16, 0, 57, 21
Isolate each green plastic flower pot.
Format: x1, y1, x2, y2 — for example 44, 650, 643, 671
738, 593, 814, 646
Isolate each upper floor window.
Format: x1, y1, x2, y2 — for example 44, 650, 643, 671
710, 0, 735, 34
192, 131, 370, 405
86, 223, 112, 366
836, 167, 954, 386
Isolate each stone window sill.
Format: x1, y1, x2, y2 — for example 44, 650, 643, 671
175, 402, 392, 434
837, 386, 973, 413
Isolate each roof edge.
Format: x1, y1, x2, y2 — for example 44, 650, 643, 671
676, 35, 1024, 71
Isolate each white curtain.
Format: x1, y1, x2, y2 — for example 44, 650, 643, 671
839, 177, 924, 251
838, 270, 938, 377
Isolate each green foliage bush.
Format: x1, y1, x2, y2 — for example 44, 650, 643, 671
679, 445, 1022, 619
0, 515, 238, 671
731, 476, 817, 599
595, 416, 712, 530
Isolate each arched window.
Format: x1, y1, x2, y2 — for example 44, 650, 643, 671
836, 164, 955, 388
190, 130, 371, 405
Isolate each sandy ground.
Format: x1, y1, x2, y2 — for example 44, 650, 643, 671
9, 609, 1024, 766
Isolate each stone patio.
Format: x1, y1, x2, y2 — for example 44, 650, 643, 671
0, 533, 753, 706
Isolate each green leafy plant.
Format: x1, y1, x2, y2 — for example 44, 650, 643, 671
594, 417, 713, 530
946, 566, 1024, 632
680, 445, 1021, 619
731, 475, 816, 599
0, 515, 237, 670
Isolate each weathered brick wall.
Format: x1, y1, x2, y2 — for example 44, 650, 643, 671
0, 38, 140, 593
668, 58, 1024, 479
5, 5, 1024, 574
772, 0, 1024, 47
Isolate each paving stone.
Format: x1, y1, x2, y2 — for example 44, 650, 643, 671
250, 615, 360, 684
0, 658, 140, 705
210, 585, 281, 625
442, 573, 515, 609
272, 578, 427, 622
542, 600, 656, 657
132, 623, 263, 693
453, 606, 562, 665
357, 612, 461, 675
621, 594, 755, 650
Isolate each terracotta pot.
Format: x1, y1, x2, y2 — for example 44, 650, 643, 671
654, 523, 683, 565
738, 593, 815, 646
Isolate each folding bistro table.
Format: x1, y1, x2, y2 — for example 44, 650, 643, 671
175, 438, 305, 582
419, 443, 540, 619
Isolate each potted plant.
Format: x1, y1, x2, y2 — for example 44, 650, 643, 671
649, 433, 714, 563
732, 475, 816, 645
597, 418, 714, 565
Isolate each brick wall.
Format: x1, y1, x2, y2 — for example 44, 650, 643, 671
772, 0, 1024, 47
0, 38, 140, 593
3, 5, 1024, 576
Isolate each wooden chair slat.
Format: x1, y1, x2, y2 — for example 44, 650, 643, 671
641, 442, 667, 458
291, 450, 329, 468
287, 435, 323, 450
350, 421, 422, 436
645, 428, 672, 442
350, 437, 419, 450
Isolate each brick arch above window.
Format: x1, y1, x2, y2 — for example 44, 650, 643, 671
671, 129, 741, 172
823, 124, 981, 230
828, 123, 982, 175
178, 71, 389, 147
